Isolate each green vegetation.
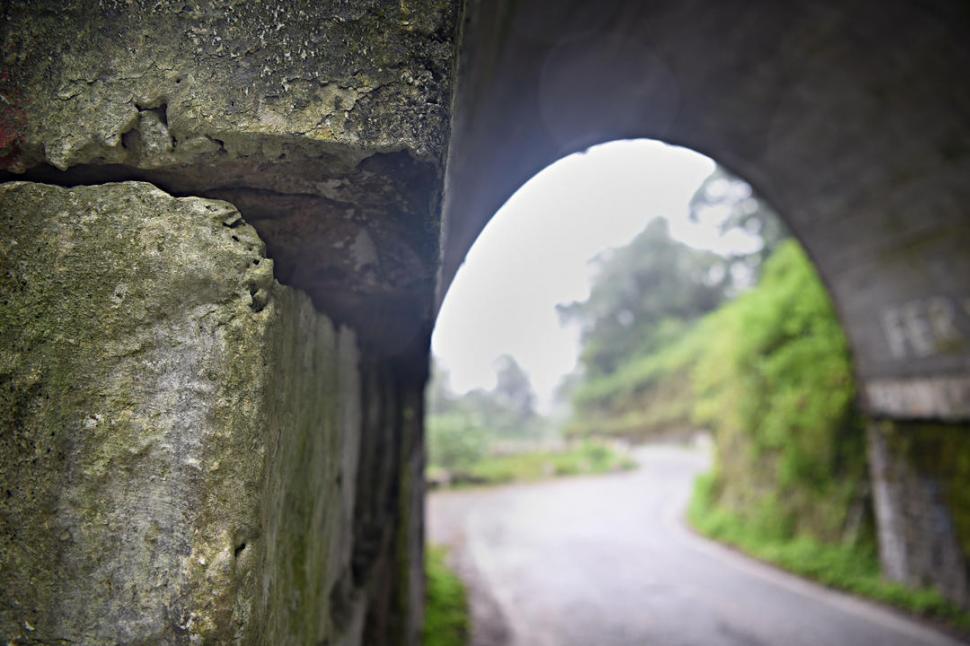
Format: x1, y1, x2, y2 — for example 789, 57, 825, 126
433, 440, 636, 487
558, 218, 726, 379
566, 315, 708, 439
561, 168, 786, 437
427, 354, 634, 488
689, 240, 867, 544
689, 472, 970, 629
560, 168, 970, 624
568, 231, 869, 545
424, 547, 469, 646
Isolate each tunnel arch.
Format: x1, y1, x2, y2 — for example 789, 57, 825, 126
434, 136, 848, 427
439, 0, 970, 422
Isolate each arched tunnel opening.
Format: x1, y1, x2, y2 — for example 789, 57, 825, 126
0, 1, 968, 645
425, 139, 970, 646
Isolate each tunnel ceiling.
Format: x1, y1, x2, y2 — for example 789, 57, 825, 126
439, 0, 970, 421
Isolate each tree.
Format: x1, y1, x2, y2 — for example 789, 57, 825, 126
425, 355, 543, 474
558, 218, 727, 377
688, 166, 788, 287
493, 355, 537, 424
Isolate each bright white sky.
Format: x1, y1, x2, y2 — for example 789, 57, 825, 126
433, 139, 754, 413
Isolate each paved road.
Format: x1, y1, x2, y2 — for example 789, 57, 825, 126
427, 444, 967, 646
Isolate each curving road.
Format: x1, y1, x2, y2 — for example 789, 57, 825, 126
427, 444, 967, 646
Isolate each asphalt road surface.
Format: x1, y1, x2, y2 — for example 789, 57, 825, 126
427, 444, 967, 646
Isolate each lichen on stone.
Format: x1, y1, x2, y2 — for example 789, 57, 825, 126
0, 0, 460, 353
0, 181, 368, 643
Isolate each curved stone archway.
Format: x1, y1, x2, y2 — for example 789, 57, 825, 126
440, 0, 970, 422
439, 0, 970, 612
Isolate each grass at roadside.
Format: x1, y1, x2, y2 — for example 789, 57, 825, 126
688, 472, 970, 632
432, 440, 637, 488
425, 546, 470, 646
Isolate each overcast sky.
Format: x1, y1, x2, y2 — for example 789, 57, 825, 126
432, 138, 749, 413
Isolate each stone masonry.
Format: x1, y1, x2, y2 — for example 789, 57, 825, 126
2, 0, 970, 642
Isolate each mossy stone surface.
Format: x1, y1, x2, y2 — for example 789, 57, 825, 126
1, 0, 457, 172
0, 0, 460, 354
868, 420, 970, 609
0, 181, 367, 644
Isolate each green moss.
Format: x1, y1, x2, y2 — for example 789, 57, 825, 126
251, 288, 362, 645
879, 421, 970, 561
0, 181, 276, 642
424, 546, 469, 646
0, 180, 382, 643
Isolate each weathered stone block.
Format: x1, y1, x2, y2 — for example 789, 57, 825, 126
2, 1, 456, 171
1, 0, 460, 353
0, 181, 364, 644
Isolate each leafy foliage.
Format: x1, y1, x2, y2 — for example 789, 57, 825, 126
690, 241, 867, 543
568, 239, 868, 544
558, 218, 726, 377
427, 413, 491, 474
688, 166, 787, 286
426, 355, 548, 481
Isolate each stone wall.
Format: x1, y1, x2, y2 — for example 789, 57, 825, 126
1, 0, 459, 355
0, 183, 331, 641
868, 420, 970, 609
0, 2, 458, 643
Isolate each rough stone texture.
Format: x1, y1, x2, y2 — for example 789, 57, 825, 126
0, 0, 460, 353
440, 0, 970, 421
1, 2, 454, 171
0, 3, 458, 643
0, 181, 393, 644
252, 287, 364, 646
868, 421, 970, 608
352, 360, 428, 646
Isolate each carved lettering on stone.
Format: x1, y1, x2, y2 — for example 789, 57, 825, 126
880, 296, 969, 360
882, 308, 909, 359
902, 301, 935, 357
927, 297, 962, 346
